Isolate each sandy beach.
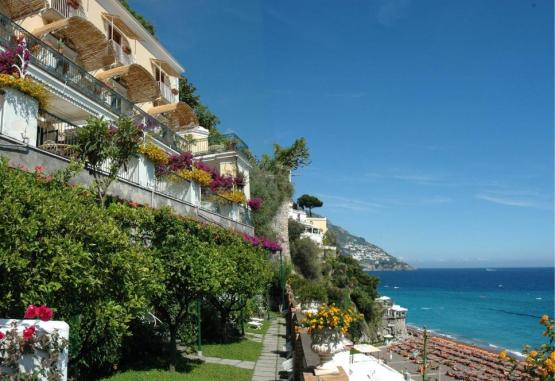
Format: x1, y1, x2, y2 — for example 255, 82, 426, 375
381, 327, 531, 381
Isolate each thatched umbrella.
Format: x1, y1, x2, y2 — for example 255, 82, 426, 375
2, 0, 44, 20
96, 64, 159, 103
148, 101, 198, 131
32, 16, 115, 71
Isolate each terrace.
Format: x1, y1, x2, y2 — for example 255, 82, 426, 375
0, 11, 253, 232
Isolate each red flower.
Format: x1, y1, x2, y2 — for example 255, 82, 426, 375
37, 305, 54, 321
0, 331, 5, 340
24, 305, 37, 319
34, 165, 44, 173
24, 304, 54, 321
22, 325, 35, 341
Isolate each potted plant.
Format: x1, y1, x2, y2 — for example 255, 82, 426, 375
301, 305, 362, 372
67, 0, 80, 10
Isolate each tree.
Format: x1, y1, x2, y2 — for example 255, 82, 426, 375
272, 138, 310, 172
195, 104, 220, 130
0, 160, 160, 377
178, 77, 220, 130
208, 242, 270, 341
117, 0, 155, 35
290, 238, 321, 280
146, 209, 226, 371
75, 116, 143, 207
297, 194, 323, 217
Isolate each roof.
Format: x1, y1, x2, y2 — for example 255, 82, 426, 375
102, 0, 185, 74
391, 305, 408, 312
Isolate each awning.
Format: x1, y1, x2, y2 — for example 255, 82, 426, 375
32, 17, 115, 71
101, 12, 141, 40
151, 58, 181, 77
2, 0, 44, 20
354, 344, 381, 354
95, 64, 159, 102
148, 102, 198, 130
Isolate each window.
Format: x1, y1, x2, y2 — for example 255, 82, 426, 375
107, 25, 122, 45
155, 67, 168, 84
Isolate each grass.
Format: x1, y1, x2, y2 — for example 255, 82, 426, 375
101, 362, 253, 381
202, 338, 262, 361
245, 319, 271, 335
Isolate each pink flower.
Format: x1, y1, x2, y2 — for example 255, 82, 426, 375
24, 304, 54, 321
22, 325, 35, 341
0, 331, 5, 340
24, 305, 37, 319
37, 305, 54, 321
34, 165, 44, 173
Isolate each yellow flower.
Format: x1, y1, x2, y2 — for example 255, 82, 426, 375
498, 351, 507, 361
0, 74, 49, 109
139, 143, 169, 165
549, 351, 555, 362
540, 315, 550, 325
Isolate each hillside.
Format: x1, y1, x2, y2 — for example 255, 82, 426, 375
327, 222, 413, 271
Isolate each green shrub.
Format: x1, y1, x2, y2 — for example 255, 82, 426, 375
290, 238, 321, 280
0, 159, 161, 377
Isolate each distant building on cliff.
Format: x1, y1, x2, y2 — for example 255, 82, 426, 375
376, 296, 408, 342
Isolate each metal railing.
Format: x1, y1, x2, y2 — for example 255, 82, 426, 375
0, 11, 184, 152
49, 0, 86, 18
183, 133, 250, 157
37, 111, 80, 148
201, 188, 252, 225
110, 40, 134, 66
158, 80, 177, 103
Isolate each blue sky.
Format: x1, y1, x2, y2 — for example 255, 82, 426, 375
130, 0, 554, 268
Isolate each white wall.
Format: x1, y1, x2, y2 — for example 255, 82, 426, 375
0, 88, 39, 145
0, 319, 69, 381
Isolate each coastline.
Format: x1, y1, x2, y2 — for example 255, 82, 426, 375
406, 324, 525, 358
384, 326, 528, 381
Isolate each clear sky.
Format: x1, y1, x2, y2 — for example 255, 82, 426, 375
129, 0, 554, 268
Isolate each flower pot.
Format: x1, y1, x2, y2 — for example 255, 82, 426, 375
310, 328, 345, 371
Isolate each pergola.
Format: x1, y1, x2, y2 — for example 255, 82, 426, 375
32, 16, 115, 71
96, 64, 159, 103
148, 102, 198, 131
2, 0, 44, 20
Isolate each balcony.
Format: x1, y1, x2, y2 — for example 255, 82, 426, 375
158, 80, 178, 103
110, 40, 134, 66
182, 133, 250, 157
43, 0, 86, 22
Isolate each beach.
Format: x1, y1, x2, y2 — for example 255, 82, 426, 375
381, 327, 530, 381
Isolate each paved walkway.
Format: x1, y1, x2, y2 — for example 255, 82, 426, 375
252, 317, 289, 381
184, 353, 256, 369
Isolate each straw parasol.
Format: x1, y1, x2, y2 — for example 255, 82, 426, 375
96, 64, 159, 103
32, 16, 115, 71
148, 102, 198, 131
2, 0, 44, 20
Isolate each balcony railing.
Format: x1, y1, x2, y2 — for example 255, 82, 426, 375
49, 0, 86, 19
0, 11, 184, 152
183, 133, 250, 157
37, 111, 80, 149
110, 40, 134, 66
158, 81, 178, 103
201, 189, 252, 226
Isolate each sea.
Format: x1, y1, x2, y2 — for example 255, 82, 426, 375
370, 267, 554, 356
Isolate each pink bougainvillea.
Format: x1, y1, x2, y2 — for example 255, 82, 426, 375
247, 197, 262, 211
241, 233, 282, 252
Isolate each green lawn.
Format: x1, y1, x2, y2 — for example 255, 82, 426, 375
202, 338, 262, 361
245, 319, 271, 335
101, 363, 252, 381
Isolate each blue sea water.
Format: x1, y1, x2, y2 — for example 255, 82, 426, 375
370, 267, 554, 355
